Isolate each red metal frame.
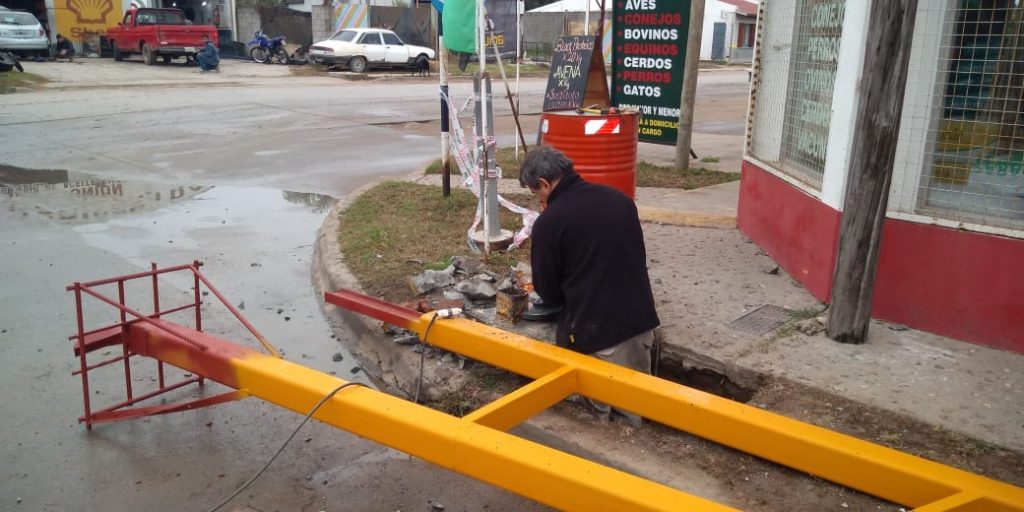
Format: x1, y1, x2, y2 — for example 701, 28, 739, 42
68, 261, 276, 429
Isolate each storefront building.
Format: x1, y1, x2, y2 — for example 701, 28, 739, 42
10, 0, 235, 50
741, 0, 1023, 352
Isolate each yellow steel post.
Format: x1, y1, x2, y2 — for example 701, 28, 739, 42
391, 312, 1024, 511
125, 320, 737, 512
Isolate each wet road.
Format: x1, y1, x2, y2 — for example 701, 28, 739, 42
0, 69, 750, 511
0, 76, 551, 511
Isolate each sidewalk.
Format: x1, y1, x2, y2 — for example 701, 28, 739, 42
406, 157, 1024, 455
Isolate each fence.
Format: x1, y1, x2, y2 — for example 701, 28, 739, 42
524, 41, 552, 62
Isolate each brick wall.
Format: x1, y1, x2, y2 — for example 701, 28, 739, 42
237, 7, 261, 45
311, 2, 334, 44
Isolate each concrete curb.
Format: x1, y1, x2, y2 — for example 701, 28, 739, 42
312, 180, 472, 401
637, 207, 737, 229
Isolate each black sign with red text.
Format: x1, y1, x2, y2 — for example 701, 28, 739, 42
611, 0, 690, 145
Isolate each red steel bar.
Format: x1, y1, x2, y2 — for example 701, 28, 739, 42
189, 262, 279, 358
72, 353, 132, 376
192, 260, 205, 387
77, 286, 208, 352
152, 262, 165, 389
324, 289, 420, 329
80, 376, 203, 424
73, 284, 93, 429
117, 279, 133, 403
68, 262, 197, 289
67, 302, 201, 346
67, 262, 257, 427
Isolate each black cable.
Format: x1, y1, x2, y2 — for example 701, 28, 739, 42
413, 312, 441, 405
207, 381, 365, 512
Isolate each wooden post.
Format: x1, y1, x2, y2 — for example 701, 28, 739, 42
674, 0, 704, 172
826, 0, 919, 344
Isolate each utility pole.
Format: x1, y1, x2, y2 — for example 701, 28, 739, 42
674, 0, 704, 172
826, 0, 919, 344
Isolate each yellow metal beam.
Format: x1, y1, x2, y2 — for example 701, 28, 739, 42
463, 365, 576, 431
398, 313, 1024, 511
126, 320, 738, 512
911, 492, 980, 512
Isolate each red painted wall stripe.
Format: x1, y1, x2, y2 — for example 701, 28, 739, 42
738, 159, 1024, 353
737, 160, 841, 302
873, 219, 1024, 353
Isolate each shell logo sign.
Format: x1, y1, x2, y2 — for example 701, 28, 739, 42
55, 0, 122, 43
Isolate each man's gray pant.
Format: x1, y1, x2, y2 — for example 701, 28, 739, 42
586, 329, 655, 428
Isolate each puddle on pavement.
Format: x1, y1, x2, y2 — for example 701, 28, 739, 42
1, 163, 365, 380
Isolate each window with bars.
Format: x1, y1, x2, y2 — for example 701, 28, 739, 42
748, 0, 846, 190
917, 0, 1019, 228
779, 0, 846, 188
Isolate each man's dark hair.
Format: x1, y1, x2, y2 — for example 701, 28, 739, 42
202, 34, 210, 40
519, 144, 574, 189
56, 34, 64, 40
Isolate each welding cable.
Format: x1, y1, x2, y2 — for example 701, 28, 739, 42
413, 311, 441, 405
207, 381, 365, 512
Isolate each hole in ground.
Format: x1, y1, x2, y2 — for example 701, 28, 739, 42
653, 345, 763, 403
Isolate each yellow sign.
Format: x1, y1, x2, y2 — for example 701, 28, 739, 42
54, 0, 122, 43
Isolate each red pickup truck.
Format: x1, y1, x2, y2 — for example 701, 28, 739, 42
107, 8, 217, 65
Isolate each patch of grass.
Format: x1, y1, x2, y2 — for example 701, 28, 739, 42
444, 59, 550, 78
289, 64, 329, 77
634, 162, 740, 189
430, 365, 526, 416
770, 305, 828, 341
700, 156, 720, 163
0, 72, 48, 94
337, 181, 532, 302
425, 149, 740, 190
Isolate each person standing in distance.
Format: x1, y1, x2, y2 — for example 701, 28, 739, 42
520, 144, 660, 427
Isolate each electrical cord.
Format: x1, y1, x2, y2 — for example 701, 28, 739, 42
413, 311, 441, 405
207, 381, 365, 512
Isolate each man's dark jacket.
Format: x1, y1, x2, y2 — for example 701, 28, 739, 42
530, 171, 660, 354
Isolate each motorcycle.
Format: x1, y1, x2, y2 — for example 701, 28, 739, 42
0, 51, 24, 73
248, 30, 288, 65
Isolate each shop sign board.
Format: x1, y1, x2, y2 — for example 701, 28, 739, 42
611, 0, 690, 145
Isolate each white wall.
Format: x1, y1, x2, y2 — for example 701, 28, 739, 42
819, 0, 869, 210
701, 0, 735, 60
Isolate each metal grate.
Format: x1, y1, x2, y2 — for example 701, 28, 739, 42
891, 0, 1024, 231
728, 304, 795, 336
748, 0, 846, 190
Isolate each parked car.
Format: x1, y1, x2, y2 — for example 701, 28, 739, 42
308, 28, 434, 73
0, 9, 48, 57
107, 8, 217, 65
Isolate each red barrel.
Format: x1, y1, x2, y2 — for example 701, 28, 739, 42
539, 111, 639, 199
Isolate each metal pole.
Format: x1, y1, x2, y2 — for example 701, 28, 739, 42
477, 0, 495, 254
585, 0, 590, 35
440, 14, 451, 198
674, 0, 705, 171
515, 0, 522, 159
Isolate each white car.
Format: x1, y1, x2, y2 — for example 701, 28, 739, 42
0, 9, 48, 57
308, 28, 434, 73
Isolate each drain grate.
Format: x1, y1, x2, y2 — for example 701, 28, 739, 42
728, 305, 794, 336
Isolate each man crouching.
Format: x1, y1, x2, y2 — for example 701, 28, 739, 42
520, 144, 660, 427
